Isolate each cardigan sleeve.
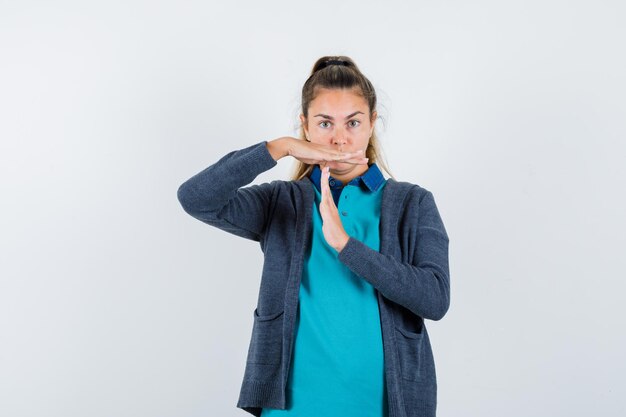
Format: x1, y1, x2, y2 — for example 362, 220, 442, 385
176, 140, 278, 242
337, 189, 450, 321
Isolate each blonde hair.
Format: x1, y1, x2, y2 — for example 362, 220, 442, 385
290, 55, 395, 181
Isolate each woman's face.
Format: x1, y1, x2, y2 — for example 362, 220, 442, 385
300, 87, 376, 174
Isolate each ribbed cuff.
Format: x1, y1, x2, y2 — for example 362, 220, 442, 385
242, 140, 278, 174
237, 379, 285, 409
337, 236, 371, 267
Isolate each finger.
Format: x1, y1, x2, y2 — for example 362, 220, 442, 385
321, 149, 363, 161
321, 166, 329, 203
322, 165, 330, 194
332, 149, 364, 161
320, 164, 327, 194
332, 157, 369, 165
328, 155, 367, 164
322, 166, 336, 208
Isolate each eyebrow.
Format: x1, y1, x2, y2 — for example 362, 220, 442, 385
313, 111, 364, 120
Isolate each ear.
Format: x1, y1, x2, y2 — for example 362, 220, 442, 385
370, 110, 378, 135
299, 113, 309, 139
299, 113, 305, 125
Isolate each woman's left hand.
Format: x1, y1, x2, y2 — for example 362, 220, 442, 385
319, 165, 350, 253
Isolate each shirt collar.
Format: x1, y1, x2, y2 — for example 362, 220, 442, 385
308, 162, 385, 193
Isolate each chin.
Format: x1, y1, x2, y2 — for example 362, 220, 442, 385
328, 161, 349, 170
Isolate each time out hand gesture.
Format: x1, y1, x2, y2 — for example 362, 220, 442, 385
265, 137, 368, 252
266, 137, 367, 166
318, 165, 351, 253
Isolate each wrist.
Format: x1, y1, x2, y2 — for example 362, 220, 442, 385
335, 234, 350, 253
266, 138, 291, 161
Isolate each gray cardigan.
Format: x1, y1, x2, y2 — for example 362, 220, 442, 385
177, 140, 451, 417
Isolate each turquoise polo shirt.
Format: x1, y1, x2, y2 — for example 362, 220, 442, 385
261, 163, 389, 417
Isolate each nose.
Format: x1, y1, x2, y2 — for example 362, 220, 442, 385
333, 130, 348, 148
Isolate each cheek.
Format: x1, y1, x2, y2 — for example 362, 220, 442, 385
314, 128, 332, 137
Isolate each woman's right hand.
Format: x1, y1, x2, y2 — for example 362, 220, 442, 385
267, 137, 368, 165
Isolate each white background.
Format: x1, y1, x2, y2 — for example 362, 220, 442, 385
1, 1, 624, 416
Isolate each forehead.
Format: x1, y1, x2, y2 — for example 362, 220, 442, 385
309, 88, 368, 111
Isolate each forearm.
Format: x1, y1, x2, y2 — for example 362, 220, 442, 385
178, 140, 277, 214
176, 141, 278, 241
337, 236, 450, 321
265, 137, 292, 161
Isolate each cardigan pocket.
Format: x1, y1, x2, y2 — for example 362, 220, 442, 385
394, 325, 424, 382
246, 308, 285, 366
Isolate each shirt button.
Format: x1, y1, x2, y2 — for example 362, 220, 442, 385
329, 180, 335, 186
341, 211, 348, 216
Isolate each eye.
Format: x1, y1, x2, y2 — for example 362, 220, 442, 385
319, 121, 331, 128
348, 120, 361, 128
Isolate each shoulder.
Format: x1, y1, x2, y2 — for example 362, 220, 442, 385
386, 179, 447, 237
267, 178, 309, 190
384, 178, 435, 207
257, 178, 311, 200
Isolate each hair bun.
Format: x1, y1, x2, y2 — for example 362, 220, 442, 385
313, 57, 355, 73
323, 59, 349, 67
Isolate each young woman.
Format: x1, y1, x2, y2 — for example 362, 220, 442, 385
177, 56, 450, 417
